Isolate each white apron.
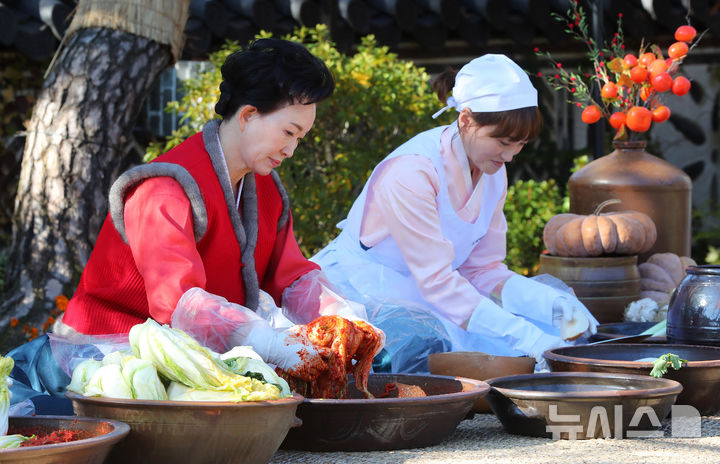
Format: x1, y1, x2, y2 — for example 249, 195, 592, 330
314, 124, 528, 358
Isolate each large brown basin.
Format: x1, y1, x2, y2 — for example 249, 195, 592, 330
486, 372, 682, 439
281, 373, 490, 451
544, 343, 720, 415
68, 392, 303, 464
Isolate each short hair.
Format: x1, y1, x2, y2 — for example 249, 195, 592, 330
214, 38, 335, 118
468, 107, 543, 142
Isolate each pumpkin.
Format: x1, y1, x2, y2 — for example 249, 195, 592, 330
639, 252, 696, 303
543, 199, 657, 257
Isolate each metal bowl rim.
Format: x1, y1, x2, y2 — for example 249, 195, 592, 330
0, 414, 130, 455
485, 371, 683, 400
301, 373, 490, 405
544, 343, 720, 368
66, 391, 304, 408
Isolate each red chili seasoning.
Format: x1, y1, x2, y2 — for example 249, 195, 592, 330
379, 382, 398, 398
9, 426, 91, 447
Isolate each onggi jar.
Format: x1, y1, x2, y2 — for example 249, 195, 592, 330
667, 265, 720, 346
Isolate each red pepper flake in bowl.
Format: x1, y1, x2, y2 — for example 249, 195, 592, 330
378, 382, 427, 398
9, 426, 92, 447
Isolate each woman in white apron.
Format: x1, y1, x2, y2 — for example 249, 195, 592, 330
313, 54, 598, 373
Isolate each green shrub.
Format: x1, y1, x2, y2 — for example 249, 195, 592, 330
146, 25, 450, 255
504, 178, 568, 275
691, 204, 720, 264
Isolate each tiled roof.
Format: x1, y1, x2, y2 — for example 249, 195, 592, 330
3, 0, 720, 62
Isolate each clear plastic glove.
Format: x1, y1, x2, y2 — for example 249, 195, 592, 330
231, 322, 330, 382
172, 287, 264, 353
281, 269, 370, 324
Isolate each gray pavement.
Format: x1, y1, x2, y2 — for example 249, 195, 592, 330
270, 413, 720, 464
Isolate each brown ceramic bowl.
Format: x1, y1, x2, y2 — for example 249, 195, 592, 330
0, 415, 129, 464
281, 373, 490, 451
544, 344, 720, 415
67, 392, 303, 464
486, 372, 682, 439
428, 351, 535, 413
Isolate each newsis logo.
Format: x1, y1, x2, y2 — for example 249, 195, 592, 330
545, 404, 701, 439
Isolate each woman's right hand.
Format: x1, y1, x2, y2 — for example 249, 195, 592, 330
241, 324, 331, 382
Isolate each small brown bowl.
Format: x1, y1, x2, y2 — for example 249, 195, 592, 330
486, 372, 682, 439
428, 351, 535, 413
544, 343, 720, 415
0, 415, 129, 464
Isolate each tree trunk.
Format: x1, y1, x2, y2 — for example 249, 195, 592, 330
1, 27, 171, 348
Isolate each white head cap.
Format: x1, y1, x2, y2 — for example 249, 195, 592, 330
432, 54, 538, 119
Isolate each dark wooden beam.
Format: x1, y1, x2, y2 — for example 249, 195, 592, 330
274, 0, 323, 26
190, 0, 229, 37
0, 2, 18, 46
224, 0, 277, 30
13, 19, 57, 61
417, 0, 461, 29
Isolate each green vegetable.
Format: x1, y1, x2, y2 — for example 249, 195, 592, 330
649, 353, 688, 378
166, 381, 281, 402
221, 346, 291, 397
0, 356, 14, 437
639, 320, 667, 337
70, 354, 167, 400
121, 358, 168, 400
129, 319, 284, 401
66, 359, 102, 394
83, 364, 134, 399
0, 434, 29, 449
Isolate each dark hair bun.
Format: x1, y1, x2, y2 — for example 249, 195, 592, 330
215, 38, 334, 119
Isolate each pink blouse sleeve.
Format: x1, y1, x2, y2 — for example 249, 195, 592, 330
457, 183, 515, 297
363, 155, 485, 326
124, 177, 207, 324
